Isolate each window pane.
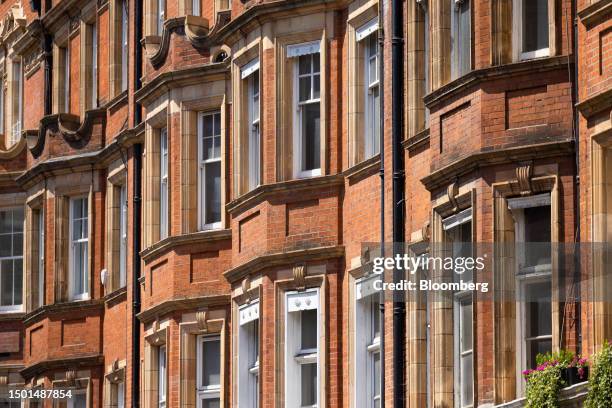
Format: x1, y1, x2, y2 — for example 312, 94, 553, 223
301, 309, 317, 350
13, 259, 21, 305
201, 400, 220, 408
301, 102, 320, 172
1, 259, 13, 305
461, 353, 474, 406
371, 295, 380, 341
0, 234, 10, 258
301, 363, 317, 406
205, 161, 221, 225
12, 232, 22, 256
526, 281, 552, 338
73, 393, 86, 408
527, 338, 552, 369
203, 136, 214, 161
460, 300, 472, 353
373, 351, 381, 397
201, 339, 221, 387
298, 55, 312, 75
313, 74, 320, 100
313, 53, 320, 73
12, 208, 23, 231
522, 0, 549, 53
299, 77, 311, 102
524, 206, 551, 267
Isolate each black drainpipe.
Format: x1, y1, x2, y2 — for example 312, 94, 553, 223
378, 0, 386, 405
132, 0, 144, 405
391, 0, 405, 405
131, 142, 142, 408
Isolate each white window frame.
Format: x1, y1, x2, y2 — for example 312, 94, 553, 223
238, 301, 260, 408
511, 197, 553, 395
121, 0, 129, 92
38, 208, 45, 307
285, 288, 320, 408
358, 19, 380, 160
119, 184, 127, 287
0, 207, 24, 312
69, 197, 89, 301
196, 334, 221, 408
354, 275, 381, 408
246, 65, 260, 190
159, 128, 168, 240
291, 42, 322, 179
513, 0, 550, 61
197, 111, 222, 231
158, 345, 167, 408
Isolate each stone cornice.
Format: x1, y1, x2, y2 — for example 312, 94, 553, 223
577, 0, 612, 28
576, 87, 612, 118
223, 245, 345, 283
21, 354, 104, 380
404, 128, 430, 152
135, 63, 229, 106
421, 140, 574, 191
137, 294, 230, 323
140, 229, 232, 264
343, 155, 380, 182
0, 312, 25, 322
226, 174, 344, 215
23, 299, 105, 327
424, 56, 572, 109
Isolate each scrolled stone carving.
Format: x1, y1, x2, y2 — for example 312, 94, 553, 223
196, 310, 208, 333
293, 264, 306, 291
516, 164, 533, 196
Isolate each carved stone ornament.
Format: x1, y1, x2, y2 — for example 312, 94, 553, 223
422, 220, 431, 241
196, 310, 208, 333
65, 369, 76, 387
241, 276, 251, 302
0, 375, 7, 386
360, 246, 371, 266
447, 182, 459, 212
293, 264, 306, 291
516, 164, 533, 196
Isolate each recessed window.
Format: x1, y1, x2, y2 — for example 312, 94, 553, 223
355, 276, 381, 408
198, 112, 222, 230
285, 289, 320, 407
197, 335, 221, 408
450, 0, 471, 79
119, 184, 128, 287
158, 345, 167, 408
514, 0, 549, 60
364, 31, 380, 159
69, 197, 89, 301
290, 42, 321, 179
10, 59, 22, 146
238, 301, 260, 408
160, 128, 169, 239
247, 67, 260, 190
38, 209, 45, 306
87, 22, 98, 109
0, 207, 23, 311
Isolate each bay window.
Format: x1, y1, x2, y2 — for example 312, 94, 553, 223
509, 194, 552, 380
443, 209, 473, 408
513, 0, 549, 60
355, 275, 381, 408
158, 345, 167, 408
285, 289, 320, 408
197, 335, 221, 408
450, 0, 471, 79
69, 197, 88, 301
238, 301, 260, 408
0, 207, 23, 311
198, 112, 222, 230
160, 128, 168, 239
290, 42, 321, 179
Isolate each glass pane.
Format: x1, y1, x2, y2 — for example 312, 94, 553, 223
301, 309, 317, 350
461, 300, 473, 352
12, 232, 22, 256
74, 393, 86, 408
201, 400, 220, 408
522, 0, 549, 53
0, 210, 10, 234
299, 77, 311, 102
1, 259, 13, 305
301, 102, 320, 172
0, 234, 10, 257
313, 53, 320, 73
12, 208, 23, 231
461, 354, 474, 406
371, 295, 380, 340
524, 206, 551, 267
301, 363, 317, 406
203, 136, 214, 161
13, 259, 21, 305
527, 338, 552, 369
204, 114, 213, 137
213, 113, 221, 136
204, 161, 221, 225
213, 135, 221, 159
74, 243, 84, 294
373, 351, 381, 397
526, 281, 552, 337
201, 339, 221, 387
298, 55, 311, 75
313, 75, 320, 100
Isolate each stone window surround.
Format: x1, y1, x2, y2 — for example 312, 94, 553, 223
406, 0, 429, 138
0, 192, 26, 314
178, 309, 227, 408
143, 320, 170, 408
25, 189, 45, 312
180, 94, 228, 234
346, 0, 379, 168
53, 183, 94, 304
79, 2, 98, 116
274, 266, 327, 408
52, 23, 73, 115
230, 277, 262, 408
276, 29, 329, 182
491, 168, 560, 404
105, 162, 128, 295
232, 40, 261, 198
429, 185, 476, 408
104, 360, 126, 408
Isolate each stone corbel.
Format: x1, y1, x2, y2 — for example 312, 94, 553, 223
65, 369, 77, 387
0, 375, 7, 386
516, 164, 533, 196
196, 310, 209, 333
241, 276, 252, 303
293, 264, 306, 291
447, 181, 459, 212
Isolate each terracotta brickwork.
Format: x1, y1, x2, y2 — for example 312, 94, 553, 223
0, 0, 607, 407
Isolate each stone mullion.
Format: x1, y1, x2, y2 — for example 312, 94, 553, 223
430, 0, 451, 90
490, 0, 512, 66
54, 196, 69, 303
181, 109, 198, 234
406, 1, 426, 137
